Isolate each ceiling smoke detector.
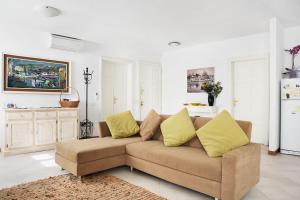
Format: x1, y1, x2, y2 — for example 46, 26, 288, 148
36, 5, 61, 17
168, 41, 181, 47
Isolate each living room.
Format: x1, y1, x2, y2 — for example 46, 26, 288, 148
0, 0, 300, 200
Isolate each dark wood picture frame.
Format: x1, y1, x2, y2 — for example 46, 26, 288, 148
3, 54, 70, 93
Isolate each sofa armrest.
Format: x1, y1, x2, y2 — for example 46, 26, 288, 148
221, 143, 261, 200
97, 121, 111, 138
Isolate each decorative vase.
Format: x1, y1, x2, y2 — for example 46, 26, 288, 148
208, 93, 215, 106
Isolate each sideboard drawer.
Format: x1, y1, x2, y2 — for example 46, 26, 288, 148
35, 111, 57, 119
59, 111, 78, 118
6, 112, 33, 120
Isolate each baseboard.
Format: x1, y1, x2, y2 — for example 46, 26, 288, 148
2, 145, 55, 156
280, 149, 300, 156
268, 149, 279, 155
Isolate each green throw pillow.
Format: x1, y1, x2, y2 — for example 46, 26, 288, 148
161, 108, 196, 146
196, 110, 249, 157
105, 111, 140, 139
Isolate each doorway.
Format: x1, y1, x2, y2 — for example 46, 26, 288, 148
231, 56, 269, 145
139, 62, 162, 120
101, 59, 132, 119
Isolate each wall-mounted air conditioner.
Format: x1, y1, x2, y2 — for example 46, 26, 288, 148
49, 34, 85, 52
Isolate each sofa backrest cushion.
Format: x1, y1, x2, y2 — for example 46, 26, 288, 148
98, 121, 111, 138
152, 115, 252, 149
140, 109, 162, 141
160, 108, 196, 147
196, 110, 250, 157
152, 114, 197, 141
98, 121, 142, 138
193, 117, 252, 139
98, 114, 252, 149
105, 111, 140, 139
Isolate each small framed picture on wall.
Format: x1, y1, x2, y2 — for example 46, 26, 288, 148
187, 67, 214, 93
3, 54, 70, 93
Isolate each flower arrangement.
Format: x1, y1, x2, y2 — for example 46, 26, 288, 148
201, 81, 223, 97
201, 81, 223, 106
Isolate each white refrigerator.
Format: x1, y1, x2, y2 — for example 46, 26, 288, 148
281, 78, 300, 156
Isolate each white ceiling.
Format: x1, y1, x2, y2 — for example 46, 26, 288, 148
1, 0, 300, 60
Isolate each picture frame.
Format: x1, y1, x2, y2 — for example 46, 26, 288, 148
3, 54, 70, 93
187, 67, 214, 93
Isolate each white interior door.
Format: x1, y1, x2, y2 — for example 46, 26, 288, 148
102, 61, 115, 118
102, 60, 130, 119
113, 64, 128, 113
139, 62, 162, 120
232, 57, 269, 145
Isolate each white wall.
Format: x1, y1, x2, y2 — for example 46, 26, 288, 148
161, 22, 300, 152
269, 18, 283, 152
161, 33, 269, 114
268, 23, 300, 152
0, 24, 102, 135
0, 23, 160, 139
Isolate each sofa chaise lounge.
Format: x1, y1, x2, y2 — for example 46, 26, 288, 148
55, 115, 261, 200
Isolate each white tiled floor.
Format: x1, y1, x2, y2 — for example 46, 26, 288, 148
0, 147, 300, 200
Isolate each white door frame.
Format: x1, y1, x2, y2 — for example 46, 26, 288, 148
100, 57, 135, 119
230, 54, 270, 144
230, 54, 269, 112
138, 61, 162, 120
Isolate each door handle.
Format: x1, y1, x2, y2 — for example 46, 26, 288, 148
140, 100, 144, 107
113, 96, 118, 104
140, 88, 144, 95
232, 99, 239, 106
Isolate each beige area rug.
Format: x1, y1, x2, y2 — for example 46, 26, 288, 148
0, 174, 166, 200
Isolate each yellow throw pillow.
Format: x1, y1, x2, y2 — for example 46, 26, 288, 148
105, 111, 140, 139
161, 108, 196, 146
196, 110, 249, 157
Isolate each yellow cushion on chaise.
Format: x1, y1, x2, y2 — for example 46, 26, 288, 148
105, 111, 140, 139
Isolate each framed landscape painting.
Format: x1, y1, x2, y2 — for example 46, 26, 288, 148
187, 67, 214, 93
3, 54, 70, 93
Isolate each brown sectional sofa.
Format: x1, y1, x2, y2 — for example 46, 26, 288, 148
55, 115, 261, 200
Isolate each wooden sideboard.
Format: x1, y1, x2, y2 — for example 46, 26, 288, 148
0, 108, 79, 156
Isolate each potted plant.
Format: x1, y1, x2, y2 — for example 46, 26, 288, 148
201, 81, 223, 106
283, 45, 300, 78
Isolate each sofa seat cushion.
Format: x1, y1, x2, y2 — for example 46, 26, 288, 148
56, 137, 141, 163
126, 140, 222, 182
